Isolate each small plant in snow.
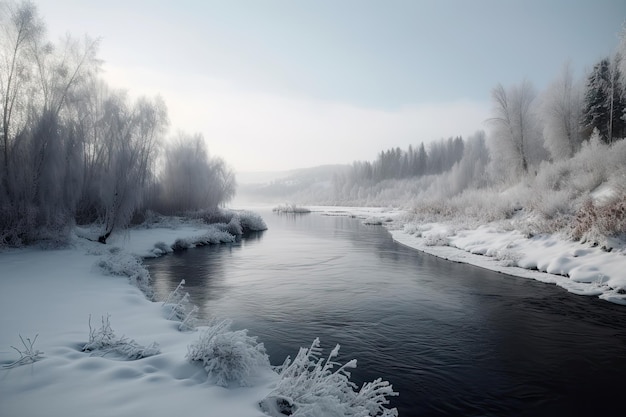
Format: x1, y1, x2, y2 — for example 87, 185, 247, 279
162, 279, 199, 331
260, 338, 398, 417
187, 319, 270, 387
424, 233, 450, 247
2, 334, 44, 369
494, 249, 522, 267
403, 223, 421, 236
82, 315, 160, 359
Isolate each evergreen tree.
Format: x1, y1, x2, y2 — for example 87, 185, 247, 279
581, 57, 625, 143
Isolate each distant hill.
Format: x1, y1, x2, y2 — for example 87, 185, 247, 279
235, 164, 349, 204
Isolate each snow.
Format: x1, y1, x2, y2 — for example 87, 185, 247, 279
0, 225, 276, 417
313, 206, 626, 305
0, 220, 399, 417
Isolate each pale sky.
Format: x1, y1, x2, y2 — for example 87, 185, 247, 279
35, 0, 625, 172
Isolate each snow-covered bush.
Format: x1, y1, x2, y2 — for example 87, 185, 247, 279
225, 216, 243, 235
187, 319, 270, 387
493, 249, 522, 267
260, 338, 398, 417
237, 210, 268, 232
423, 233, 450, 247
95, 248, 153, 298
162, 280, 199, 331
273, 204, 312, 214
171, 227, 237, 252
82, 315, 160, 359
151, 241, 172, 256
572, 196, 626, 248
363, 217, 383, 226
403, 223, 422, 236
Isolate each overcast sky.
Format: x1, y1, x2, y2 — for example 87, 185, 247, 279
36, 0, 625, 172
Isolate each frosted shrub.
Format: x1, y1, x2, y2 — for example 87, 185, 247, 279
82, 315, 160, 359
96, 248, 153, 298
363, 217, 383, 226
225, 216, 243, 235
260, 338, 398, 417
171, 227, 237, 251
572, 195, 626, 248
424, 233, 450, 247
403, 223, 421, 236
162, 280, 198, 331
172, 238, 193, 251
237, 210, 268, 232
494, 249, 522, 267
187, 319, 270, 387
152, 241, 172, 256
273, 204, 312, 214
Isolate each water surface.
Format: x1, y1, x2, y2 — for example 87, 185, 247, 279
145, 210, 626, 417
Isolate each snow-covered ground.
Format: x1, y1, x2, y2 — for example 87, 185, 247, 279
0, 224, 276, 417
0, 218, 399, 417
310, 206, 626, 306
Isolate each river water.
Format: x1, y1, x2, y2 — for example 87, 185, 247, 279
145, 210, 626, 417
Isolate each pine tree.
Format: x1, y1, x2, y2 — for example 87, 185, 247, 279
581, 57, 625, 143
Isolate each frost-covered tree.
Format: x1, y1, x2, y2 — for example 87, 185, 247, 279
0, 0, 44, 186
540, 63, 584, 159
488, 80, 545, 177
156, 133, 236, 214
96, 92, 168, 243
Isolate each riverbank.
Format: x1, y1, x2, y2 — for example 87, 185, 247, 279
310, 206, 626, 306
0, 223, 276, 417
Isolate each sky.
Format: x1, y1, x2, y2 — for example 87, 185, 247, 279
35, 0, 626, 172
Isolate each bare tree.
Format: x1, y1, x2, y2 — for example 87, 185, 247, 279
488, 80, 544, 177
540, 63, 584, 159
0, 0, 44, 185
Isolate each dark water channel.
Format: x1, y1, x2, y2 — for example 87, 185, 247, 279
145, 210, 626, 417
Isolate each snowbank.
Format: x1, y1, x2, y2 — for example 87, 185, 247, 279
0, 225, 274, 417
314, 206, 626, 305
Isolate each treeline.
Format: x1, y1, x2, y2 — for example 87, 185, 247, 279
339, 136, 465, 186
335, 27, 626, 201
0, 2, 235, 246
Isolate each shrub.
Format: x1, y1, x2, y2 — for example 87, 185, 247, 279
96, 248, 153, 298
161, 279, 198, 331
2, 334, 44, 369
187, 319, 270, 387
572, 195, 626, 247
82, 315, 160, 359
237, 210, 268, 232
273, 204, 312, 214
260, 338, 398, 417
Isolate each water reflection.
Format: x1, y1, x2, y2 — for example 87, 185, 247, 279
146, 210, 626, 417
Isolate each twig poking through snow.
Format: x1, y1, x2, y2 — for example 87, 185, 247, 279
2, 334, 44, 369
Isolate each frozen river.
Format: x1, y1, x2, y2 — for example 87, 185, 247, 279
145, 210, 626, 416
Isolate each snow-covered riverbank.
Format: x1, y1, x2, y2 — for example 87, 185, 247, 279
0, 224, 275, 417
1, 216, 399, 417
311, 206, 626, 306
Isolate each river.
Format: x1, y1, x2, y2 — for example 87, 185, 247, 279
144, 210, 626, 417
